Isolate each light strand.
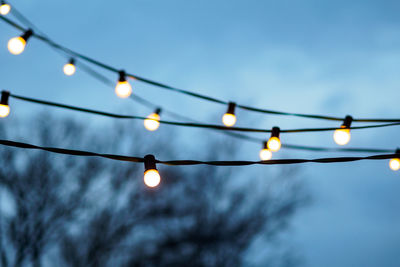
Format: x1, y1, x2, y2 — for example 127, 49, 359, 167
41, 43, 396, 155
1, 14, 400, 123
6, 91, 400, 134
0, 139, 398, 167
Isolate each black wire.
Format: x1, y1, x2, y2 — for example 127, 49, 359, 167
0, 139, 398, 167
9, 93, 400, 134
1, 14, 400, 123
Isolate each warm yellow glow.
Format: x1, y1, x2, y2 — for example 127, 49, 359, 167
7, 36, 26, 55
389, 158, 400, 171
0, 3, 11, 15
333, 128, 351, 145
115, 80, 132, 98
267, 137, 281, 152
259, 148, 272, 161
222, 113, 236, 127
144, 113, 160, 131
144, 169, 161, 187
0, 104, 10, 118
63, 63, 76, 76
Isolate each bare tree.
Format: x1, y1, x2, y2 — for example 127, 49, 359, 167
0, 113, 308, 267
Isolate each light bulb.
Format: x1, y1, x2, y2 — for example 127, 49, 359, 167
334, 115, 353, 146
144, 112, 160, 131
0, 2, 11, 15
8, 37, 26, 55
115, 81, 132, 98
333, 128, 351, 145
7, 29, 33, 55
389, 158, 400, 171
389, 150, 400, 171
143, 154, 161, 188
267, 137, 281, 152
0, 91, 10, 118
0, 104, 9, 118
222, 113, 236, 127
115, 71, 132, 98
63, 59, 76, 76
222, 102, 237, 127
267, 127, 281, 152
144, 169, 161, 187
259, 148, 272, 161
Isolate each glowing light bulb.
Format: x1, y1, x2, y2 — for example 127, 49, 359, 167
389, 158, 400, 171
267, 137, 281, 152
259, 148, 272, 161
333, 128, 351, 145
63, 59, 76, 76
144, 109, 161, 131
0, 104, 9, 118
333, 115, 353, 146
259, 141, 273, 160
0, 91, 10, 118
143, 154, 161, 188
222, 102, 237, 127
115, 71, 132, 98
8, 37, 26, 55
144, 169, 161, 187
222, 113, 236, 127
389, 150, 400, 171
115, 81, 132, 98
0, 2, 11, 15
267, 127, 281, 152
7, 29, 33, 55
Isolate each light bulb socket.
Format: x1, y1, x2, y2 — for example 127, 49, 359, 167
270, 127, 280, 138
263, 141, 268, 149
226, 102, 236, 115
395, 148, 400, 155
68, 58, 75, 65
342, 115, 353, 128
154, 108, 162, 115
118, 70, 127, 82
1, 91, 10, 105
144, 154, 157, 171
21, 29, 33, 42
1, 1, 6, 5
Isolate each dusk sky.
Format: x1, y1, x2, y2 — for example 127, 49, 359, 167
1, 0, 400, 266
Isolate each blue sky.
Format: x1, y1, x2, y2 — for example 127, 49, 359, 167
1, 0, 400, 266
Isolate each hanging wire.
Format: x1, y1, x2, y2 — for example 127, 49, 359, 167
7, 92, 400, 134
1, 14, 400, 123
0, 139, 398, 166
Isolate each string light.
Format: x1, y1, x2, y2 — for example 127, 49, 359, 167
2, 14, 400, 124
63, 58, 76, 76
8, 92, 400, 134
267, 127, 281, 152
0, 1, 10, 15
7, 29, 33, 55
115, 70, 132, 98
389, 149, 400, 171
144, 108, 161, 131
222, 102, 237, 127
333, 115, 353, 145
0, 139, 398, 168
259, 141, 272, 161
0, 91, 10, 118
143, 154, 161, 188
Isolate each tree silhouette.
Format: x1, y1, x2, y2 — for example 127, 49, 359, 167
0, 113, 308, 267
